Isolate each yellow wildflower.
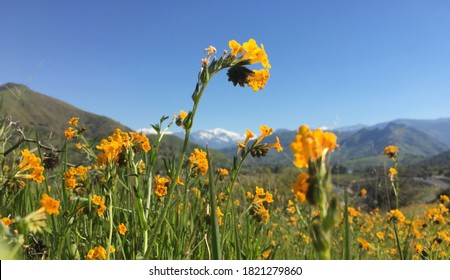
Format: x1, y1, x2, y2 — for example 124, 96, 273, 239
258, 249, 272, 260
257, 125, 273, 144
376, 231, 385, 242
249, 186, 273, 224
361, 188, 367, 197
387, 209, 406, 223
415, 243, 424, 253
218, 168, 229, 176
357, 238, 372, 250
97, 204, 107, 217
130, 132, 151, 153
241, 39, 271, 68
138, 160, 146, 174
245, 129, 255, 140
265, 136, 283, 152
290, 125, 337, 168
189, 148, 208, 176
384, 145, 399, 159
246, 191, 254, 199
85, 245, 114, 260
217, 207, 224, 226
118, 223, 127, 236
1, 217, 15, 227
39, 194, 60, 215
176, 110, 188, 127
229, 40, 245, 56
16, 149, 45, 183
92, 195, 105, 206
154, 175, 170, 198
68, 117, 79, 127
92, 195, 106, 217
440, 194, 450, 204
287, 206, 296, 214
177, 176, 185, 186
388, 167, 398, 181
179, 110, 187, 119
246, 69, 270, 92
64, 127, 76, 139
348, 207, 363, 218
291, 172, 309, 203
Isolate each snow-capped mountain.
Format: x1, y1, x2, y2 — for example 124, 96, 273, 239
175, 128, 245, 149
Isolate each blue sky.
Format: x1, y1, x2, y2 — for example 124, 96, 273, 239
1, 0, 450, 134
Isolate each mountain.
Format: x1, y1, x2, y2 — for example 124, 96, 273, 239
372, 118, 450, 147
0, 82, 131, 146
416, 150, 450, 169
216, 123, 450, 169
174, 128, 245, 149
335, 122, 448, 159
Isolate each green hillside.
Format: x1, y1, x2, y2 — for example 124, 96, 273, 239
0, 83, 131, 146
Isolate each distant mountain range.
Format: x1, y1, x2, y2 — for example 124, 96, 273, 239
2, 82, 449, 170
181, 120, 450, 169
174, 128, 245, 149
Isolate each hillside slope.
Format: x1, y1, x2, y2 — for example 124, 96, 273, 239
0, 83, 131, 145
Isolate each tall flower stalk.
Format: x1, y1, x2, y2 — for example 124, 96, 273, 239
384, 145, 404, 259
144, 39, 271, 259
290, 125, 338, 259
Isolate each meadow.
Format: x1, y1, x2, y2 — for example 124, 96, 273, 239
0, 39, 449, 260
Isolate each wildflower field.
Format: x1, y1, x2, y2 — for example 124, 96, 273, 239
1, 39, 449, 260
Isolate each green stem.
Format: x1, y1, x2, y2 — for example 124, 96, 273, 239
392, 221, 404, 260
144, 76, 211, 259
106, 189, 114, 260
207, 149, 222, 260
343, 187, 351, 260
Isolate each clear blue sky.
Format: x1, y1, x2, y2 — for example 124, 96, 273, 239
1, 0, 450, 134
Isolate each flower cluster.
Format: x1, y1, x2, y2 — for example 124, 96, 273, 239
247, 186, 274, 224
39, 194, 60, 215
92, 194, 107, 217
64, 165, 91, 190
189, 148, 208, 176
118, 223, 127, 236
96, 128, 151, 165
64, 117, 85, 139
425, 203, 449, 225
291, 172, 309, 203
227, 39, 271, 92
237, 125, 283, 158
153, 175, 170, 198
85, 245, 115, 260
357, 238, 372, 251
1, 217, 15, 227
15, 149, 45, 183
388, 167, 398, 181
384, 145, 399, 159
290, 125, 337, 168
387, 209, 406, 223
